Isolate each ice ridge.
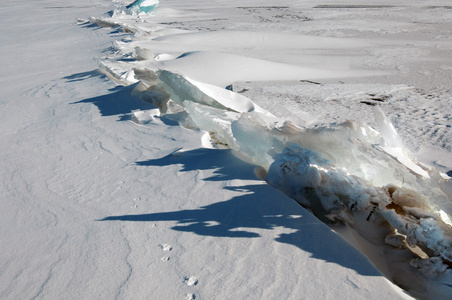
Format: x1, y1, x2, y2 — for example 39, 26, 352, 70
126, 69, 452, 297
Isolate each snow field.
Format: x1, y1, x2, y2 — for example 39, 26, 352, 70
1, 0, 452, 299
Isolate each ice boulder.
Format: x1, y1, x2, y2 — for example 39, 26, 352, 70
126, 0, 159, 14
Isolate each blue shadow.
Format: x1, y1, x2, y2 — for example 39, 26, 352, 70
136, 148, 258, 182
72, 82, 156, 118
101, 148, 382, 277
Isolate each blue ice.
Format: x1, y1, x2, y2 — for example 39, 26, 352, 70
126, 0, 159, 14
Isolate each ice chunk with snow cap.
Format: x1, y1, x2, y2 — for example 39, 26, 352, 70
183, 100, 239, 149
157, 70, 275, 117
127, 0, 159, 14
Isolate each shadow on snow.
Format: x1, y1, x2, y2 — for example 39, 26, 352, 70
101, 147, 382, 277
71, 80, 156, 118
63, 69, 105, 82
68, 76, 383, 277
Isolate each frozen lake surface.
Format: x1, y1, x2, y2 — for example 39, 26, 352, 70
1, 1, 451, 299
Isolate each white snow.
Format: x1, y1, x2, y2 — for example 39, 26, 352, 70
1, 0, 452, 300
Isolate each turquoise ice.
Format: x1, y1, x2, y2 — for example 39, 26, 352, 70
126, 0, 159, 14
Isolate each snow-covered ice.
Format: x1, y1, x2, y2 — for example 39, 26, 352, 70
1, 0, 451, 299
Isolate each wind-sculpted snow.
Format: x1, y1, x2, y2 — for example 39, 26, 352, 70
4, 1, 452, 299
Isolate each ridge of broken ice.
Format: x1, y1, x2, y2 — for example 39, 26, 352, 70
123, 68, 452, 298
87, 7, 452, 298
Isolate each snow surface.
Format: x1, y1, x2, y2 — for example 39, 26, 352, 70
1, 0, 451, 299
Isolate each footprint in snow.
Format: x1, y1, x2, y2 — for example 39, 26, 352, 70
159, 244, 172, 251
184, 276, 198, 286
